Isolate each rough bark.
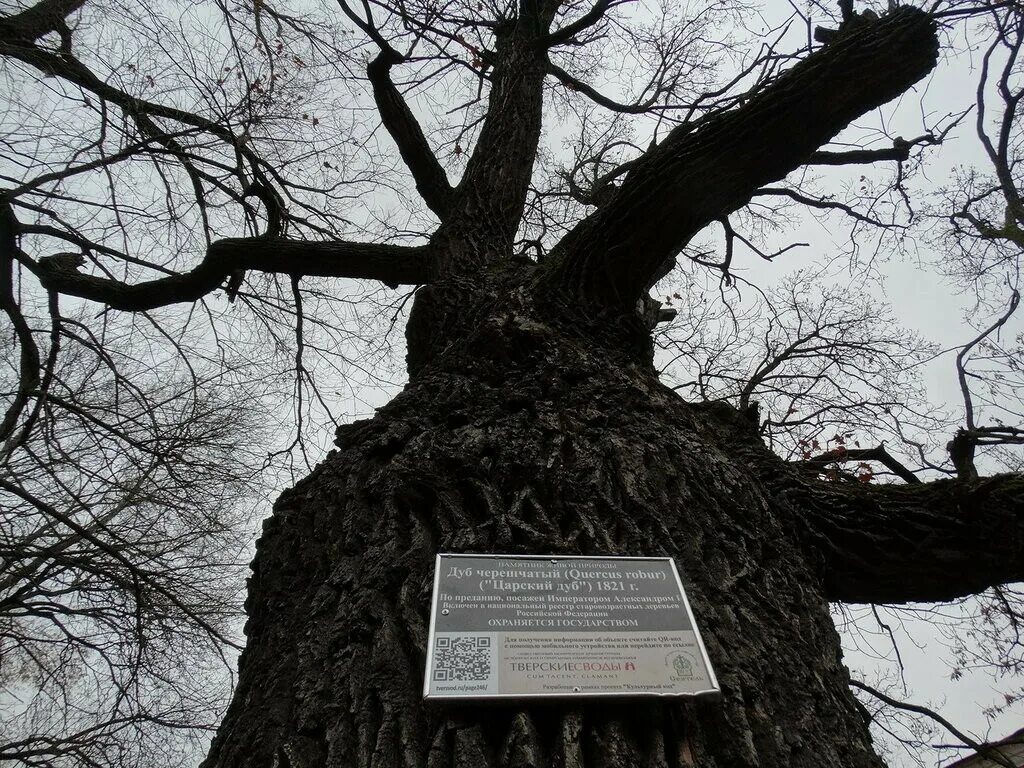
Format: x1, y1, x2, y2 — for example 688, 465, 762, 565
782, 472, 1024, 604
203, 268, 886, 768
432, 28, 552, 269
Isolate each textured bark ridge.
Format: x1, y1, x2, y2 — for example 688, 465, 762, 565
203, 269, 882, 768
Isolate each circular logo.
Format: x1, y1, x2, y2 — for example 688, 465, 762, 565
666, 651, 696, 681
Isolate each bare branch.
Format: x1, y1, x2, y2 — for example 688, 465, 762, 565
796, 444, 922, 484
850, 680, 1018, 768
542, 8, 939, 309
755, 187, 892, 227
25, 237, 432, 311
544, 0, 617, 47
0, 478, 242, 650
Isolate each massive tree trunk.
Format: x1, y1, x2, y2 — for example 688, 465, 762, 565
201, 266, 883, 768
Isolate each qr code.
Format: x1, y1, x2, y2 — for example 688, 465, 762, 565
433, 635, 492, 682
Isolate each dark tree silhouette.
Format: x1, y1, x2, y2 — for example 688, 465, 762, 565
3, 0, 1024, 765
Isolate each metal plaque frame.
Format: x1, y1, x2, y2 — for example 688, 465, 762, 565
423, 553, 720, 701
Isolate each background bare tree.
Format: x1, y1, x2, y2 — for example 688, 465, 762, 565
0, 0, 392, 763
656, 266, 948, 479
0, 307, 268, 766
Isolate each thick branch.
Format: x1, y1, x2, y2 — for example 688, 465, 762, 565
435, 28, 551, 265
544, 0, 614, 47
796, 445, 921, 484
26, 238, 432, 311
786, 472, 1024, 604
366, 52, 453, 218
542, 8, 938, 308
808, 143, 911, 165
0, 0, 84, 45
0, 199, 41, 442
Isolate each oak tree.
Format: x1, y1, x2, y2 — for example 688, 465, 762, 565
2, 0, 1023, 765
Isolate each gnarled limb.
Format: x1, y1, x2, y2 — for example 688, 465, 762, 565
0, 0, 83, 47
541, 8, 938, 309
25, 237, 433, 311
780, 470, 1024, 604
367, 51, 454, 219
338, 0, 454, 219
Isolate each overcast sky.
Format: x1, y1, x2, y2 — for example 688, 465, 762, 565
730, 2, 1024, 763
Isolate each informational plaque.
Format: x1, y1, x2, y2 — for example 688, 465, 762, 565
423, 554, 719, 700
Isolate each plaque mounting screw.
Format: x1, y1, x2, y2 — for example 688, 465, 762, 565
442, 609, 449, 615
573, 686, 580, 692
551, 559, 558, 563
